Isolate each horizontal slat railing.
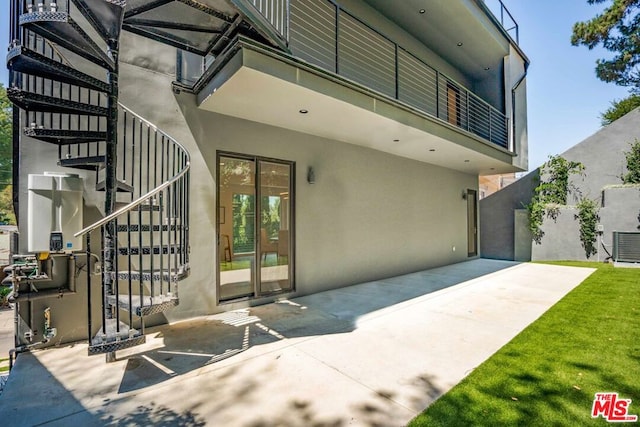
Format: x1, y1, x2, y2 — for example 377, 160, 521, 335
288, 0, 510, 150
176, 0, 511, 150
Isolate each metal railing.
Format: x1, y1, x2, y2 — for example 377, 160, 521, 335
288, 0, 510, 149
175, 0, 511, 149
245, 0, 289, 41
76, 104, 190, 347
9, 0, 191, 351
484, 0, 519, 44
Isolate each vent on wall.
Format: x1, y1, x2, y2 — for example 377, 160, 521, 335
613, 232, 640, 262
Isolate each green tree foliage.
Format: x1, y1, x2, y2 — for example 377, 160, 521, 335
0, 84, 15, 224
0, 84, 11, 187
527, 156, 585, 244
622, 138, 640, 183
575, 197, 600, 258
571, 0, 640, 91
601, 93, 640, 125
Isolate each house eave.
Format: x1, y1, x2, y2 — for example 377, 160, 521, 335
196, 39, 523, 175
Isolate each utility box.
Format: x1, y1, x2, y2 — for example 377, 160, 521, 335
28, 172, 84, 252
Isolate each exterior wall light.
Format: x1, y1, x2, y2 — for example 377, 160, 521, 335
307, 166, 316, 184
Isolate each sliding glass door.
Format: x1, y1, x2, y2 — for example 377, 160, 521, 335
218, 154, 294, 302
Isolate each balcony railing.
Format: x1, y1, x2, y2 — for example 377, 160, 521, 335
178, 0, 511, 150
288, 0, 510, 149
482, 0, 519, 44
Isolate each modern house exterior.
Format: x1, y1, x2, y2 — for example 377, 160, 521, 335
6, 0, 529, 357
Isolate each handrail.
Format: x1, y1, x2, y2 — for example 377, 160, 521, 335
74, 103, 191, 237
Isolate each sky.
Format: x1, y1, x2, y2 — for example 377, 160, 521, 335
0, 0, 632, 172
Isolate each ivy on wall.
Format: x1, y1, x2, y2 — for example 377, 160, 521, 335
622, 138, 640, 184
527, 155, 585, 244
575, 197, 600, 259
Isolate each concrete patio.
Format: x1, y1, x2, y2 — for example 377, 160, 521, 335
0, 259, 595, 426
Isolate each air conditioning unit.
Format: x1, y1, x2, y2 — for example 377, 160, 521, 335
612, 231, 640, 263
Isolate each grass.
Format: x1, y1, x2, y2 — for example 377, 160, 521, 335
0, 358, 8, 373
410, 261, 640, 426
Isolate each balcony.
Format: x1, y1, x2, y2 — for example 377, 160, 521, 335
177, 0, 526, 173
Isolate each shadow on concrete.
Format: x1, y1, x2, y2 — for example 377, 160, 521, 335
118, 260, 518, 394
0, 352, 207, 425
97, 401, 206, 426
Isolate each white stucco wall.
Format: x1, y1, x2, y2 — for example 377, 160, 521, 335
113, 60, 478, 320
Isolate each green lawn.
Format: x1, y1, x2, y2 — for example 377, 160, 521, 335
410, 261, 640, 426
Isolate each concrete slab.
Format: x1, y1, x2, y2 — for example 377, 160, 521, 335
0, 259, 595, 426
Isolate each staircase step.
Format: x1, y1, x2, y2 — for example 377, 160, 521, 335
118, 246, 184, 256
58, 155, 106, 170
7, 44, 109, 92
71, 0, 126, 42
122, 0, 236, 56
107, 293, 179, 317
88, 319, 145, 355
96, 180, 134, 193
24, 127, 107, 145
116, 224, 183, 232
7, 87, 108, 116
20, 10, 115, 71
114, 265, 190, 282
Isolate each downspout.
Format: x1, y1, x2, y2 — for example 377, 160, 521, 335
510, 69, 527, 153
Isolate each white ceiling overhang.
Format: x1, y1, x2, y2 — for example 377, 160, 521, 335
197, 44, 522, 175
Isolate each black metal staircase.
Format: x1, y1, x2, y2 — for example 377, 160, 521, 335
8, 0, 290, 359
7, 0, 190, 357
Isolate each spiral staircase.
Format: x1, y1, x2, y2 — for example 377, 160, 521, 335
7, 0, 288, 358
5, 0, 194, 357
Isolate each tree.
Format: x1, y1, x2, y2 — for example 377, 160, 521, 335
622, 138, 640, 183
0, 84, 14, 225
571, 0, 640, 91
0, 84, 11, 187
601, 93, 640, 125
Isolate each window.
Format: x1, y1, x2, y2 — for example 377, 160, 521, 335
217, 153, 294, 302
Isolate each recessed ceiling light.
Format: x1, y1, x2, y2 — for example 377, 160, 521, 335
419, 9, 426, 14
393, 139, 400, 142
457, 42, 463, 47
464, 159, 470, 163
299, 109, 308, 114
490, 167, 495, 170
484, 67, 491, 71
429, 149, 436, 152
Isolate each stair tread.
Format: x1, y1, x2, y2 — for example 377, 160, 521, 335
116, 224, 184, 232
118, 246, 184, 255
7, 44, 109, 92
8, 87, 108, 116
59, 155, 106, 170
89, 318, 146, 355
24, 128, 107, 145
96, 180, 134, 193
114, 265, 190, 282
71, 0, 126, 42
20, 10, 115, 71
107, 293, 179, 316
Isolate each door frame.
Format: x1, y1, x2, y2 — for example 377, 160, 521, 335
466, 189, 478, 257
216, 151, 295, 303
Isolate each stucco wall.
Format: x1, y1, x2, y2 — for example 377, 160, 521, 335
531, 186, 640, 261
112, 60, 478, 319
481, 107, 640, 261
15, 9, 504, 343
